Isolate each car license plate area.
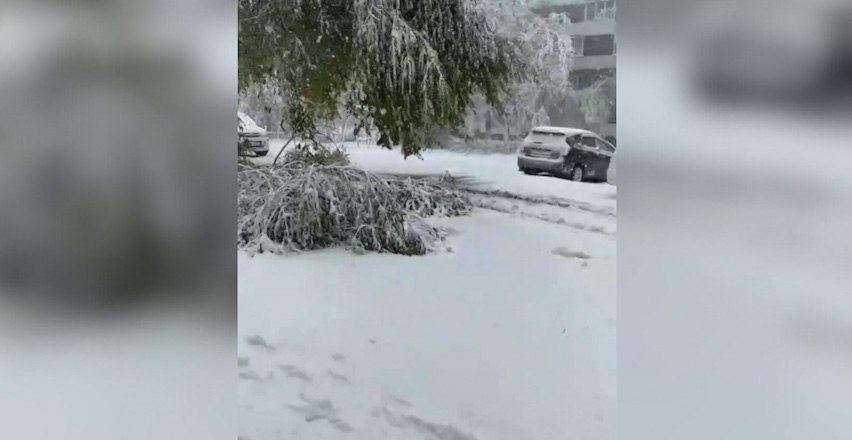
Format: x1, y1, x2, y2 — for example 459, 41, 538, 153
528, 148, 552, 158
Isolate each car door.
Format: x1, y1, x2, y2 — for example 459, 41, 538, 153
577, 135, 599, 175
595, 138, 616, 178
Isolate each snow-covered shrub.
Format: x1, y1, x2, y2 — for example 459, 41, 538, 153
282, 144, 351, 166
238, 163, 471, 255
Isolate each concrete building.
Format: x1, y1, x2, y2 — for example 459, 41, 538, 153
532, 0, 616, 143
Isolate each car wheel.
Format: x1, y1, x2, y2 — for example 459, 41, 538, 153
521, 168, 535, 175
570, 165, 584, 182
560, 160, 571, 178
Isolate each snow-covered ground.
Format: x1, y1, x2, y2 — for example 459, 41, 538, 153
240, 140, 616, 440
258, 139, 616, 214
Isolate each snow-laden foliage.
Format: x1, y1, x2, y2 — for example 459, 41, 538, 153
282, 143, 351, 166
574, 76, 616, 125
238, 162, 472, 255
239, 0, 520, 157
239, 79, 289, 135
466, 0, 574, 138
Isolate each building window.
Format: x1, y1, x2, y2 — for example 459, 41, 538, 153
583, 34, 615, 56
566, 4, 587, 23
597, 1, 615, 13
571, 68, 615, 90
571, 35, 585, 56
586, 2, 597, 21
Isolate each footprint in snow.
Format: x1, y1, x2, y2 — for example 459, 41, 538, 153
388, 395, 413, 408
377, 407, 477, 440
245, 335, 276, 351
284, 394, 353, 433
277, 364, 313, 382
552, 247, 591, 260
239, 370, 270, 382
326, 370, 351, 385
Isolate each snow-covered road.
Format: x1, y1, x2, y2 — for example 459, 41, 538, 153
256, 139, 617, 214
240, 140, 616, 440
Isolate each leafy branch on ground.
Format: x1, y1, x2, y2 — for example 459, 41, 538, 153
238, 160, 472, 256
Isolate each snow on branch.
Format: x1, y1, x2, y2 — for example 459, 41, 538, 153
238, 160, 472, 255
239, 0, 520, 156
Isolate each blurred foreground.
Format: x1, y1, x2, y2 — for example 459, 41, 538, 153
620, 1, 852, 439
0, 1, 235, 439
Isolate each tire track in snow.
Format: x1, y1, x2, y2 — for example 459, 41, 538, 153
379, 172, 616, 218
468, 194, 614, 236
460, 186, 615, 218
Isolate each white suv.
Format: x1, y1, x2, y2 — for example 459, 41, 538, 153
238, 112, 269, 157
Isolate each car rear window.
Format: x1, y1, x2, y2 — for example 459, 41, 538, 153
528, 130, 567, 143
531, 130, 565, 136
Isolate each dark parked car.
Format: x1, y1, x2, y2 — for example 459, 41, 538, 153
517, 126, 615, 182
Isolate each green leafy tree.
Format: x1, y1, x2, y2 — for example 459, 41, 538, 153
239, 0, 521, 157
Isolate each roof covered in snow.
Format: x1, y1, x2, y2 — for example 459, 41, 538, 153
531, 126, 597, 136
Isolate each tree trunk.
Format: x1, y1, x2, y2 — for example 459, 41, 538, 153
272, 133, 298, 167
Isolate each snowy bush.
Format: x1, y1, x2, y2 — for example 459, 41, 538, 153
238, 163, 471, 255
281, 144, 351, 166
